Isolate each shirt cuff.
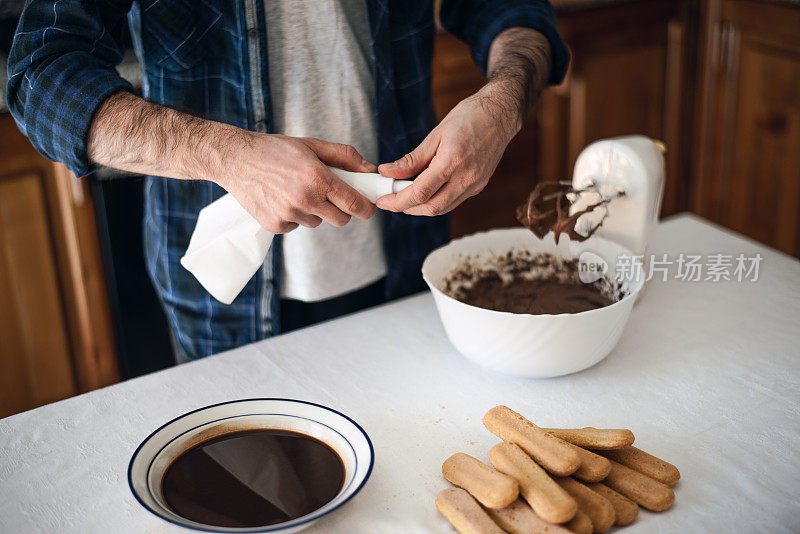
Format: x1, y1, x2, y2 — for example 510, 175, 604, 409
21, 55, 133, 178
442, 2, 571, 87
487, 11, 570, 86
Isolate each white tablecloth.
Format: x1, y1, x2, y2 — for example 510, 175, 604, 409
1, 214, 799, 533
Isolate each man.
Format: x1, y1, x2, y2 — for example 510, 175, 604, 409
8, 1, 568, 361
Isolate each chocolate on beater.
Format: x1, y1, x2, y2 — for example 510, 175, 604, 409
516, 181, 623, 244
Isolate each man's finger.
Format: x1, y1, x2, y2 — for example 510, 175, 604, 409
268, 221, 299, 234
327, 177, 376, 220
303, 137, 376, 172
311, 199, 352, 227
403, 182, 465, 217
378, 133, 439, 179
291, 212, 323, 228
376, 158, 449, 212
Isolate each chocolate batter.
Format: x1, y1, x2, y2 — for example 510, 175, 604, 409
444, 252, 619, 315
161, 429, 344, 528
452, 271, 614, 314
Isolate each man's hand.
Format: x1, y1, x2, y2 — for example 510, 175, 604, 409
214, 133, 376, 233
376, 27, 552, 216
87, 91, 375, 234
376, 84, 520, 216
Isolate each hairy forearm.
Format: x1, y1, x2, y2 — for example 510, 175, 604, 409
482, 27, 552, 134
86, 91, 242, 182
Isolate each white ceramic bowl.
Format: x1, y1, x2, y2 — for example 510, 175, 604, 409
128, 399, 374, 533
422, 228, 644, 378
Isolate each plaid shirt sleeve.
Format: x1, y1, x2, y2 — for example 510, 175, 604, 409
439, 0, 569, 85
6, 0, 134, 178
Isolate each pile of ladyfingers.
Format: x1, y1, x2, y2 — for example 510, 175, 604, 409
436, 406, 680, 533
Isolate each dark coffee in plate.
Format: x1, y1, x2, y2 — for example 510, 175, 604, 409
161, 429, 345, 528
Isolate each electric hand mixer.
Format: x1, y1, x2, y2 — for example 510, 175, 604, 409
568, 135, 666, 261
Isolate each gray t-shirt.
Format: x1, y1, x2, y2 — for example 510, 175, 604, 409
266, 0, 387, 302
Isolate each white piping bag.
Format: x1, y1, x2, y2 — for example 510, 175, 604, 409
180, 167, 412, 304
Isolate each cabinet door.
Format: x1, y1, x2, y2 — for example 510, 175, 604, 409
693, 0, 800, 256
0, 170, 78, 417
0, 114, 118, 417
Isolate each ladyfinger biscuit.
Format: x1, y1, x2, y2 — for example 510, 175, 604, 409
562, 440, 611, 483
488, 442, 577, 524
563, 509, 592, 534
556, 478, 615, 533
586, 483, 639, 526
483, 406, 580, 476
436, 488, 506, 534
486, 499, 572, 534
600, 446, 680, 486
443, 453, 519, 509
603, 459, 675, 512
544, 427, 635, 450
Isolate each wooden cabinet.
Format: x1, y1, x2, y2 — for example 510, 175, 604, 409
539, 0, 692, 217
0, 113, 118, 417
692, 0, 800, 257
0, 163, 77, 415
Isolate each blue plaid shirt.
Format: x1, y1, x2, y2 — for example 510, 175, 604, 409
8, 0, 568, 359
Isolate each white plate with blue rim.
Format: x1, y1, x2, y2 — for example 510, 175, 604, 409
128, 398, 374, 533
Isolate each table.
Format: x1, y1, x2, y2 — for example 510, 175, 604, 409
2, 214, 799, 533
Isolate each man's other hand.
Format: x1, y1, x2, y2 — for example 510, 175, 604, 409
375, 27, 551, 217
375, 84, 520, 217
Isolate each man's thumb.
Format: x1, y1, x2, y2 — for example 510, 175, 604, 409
304, 138, 376, 172
379, 135, 438, 179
